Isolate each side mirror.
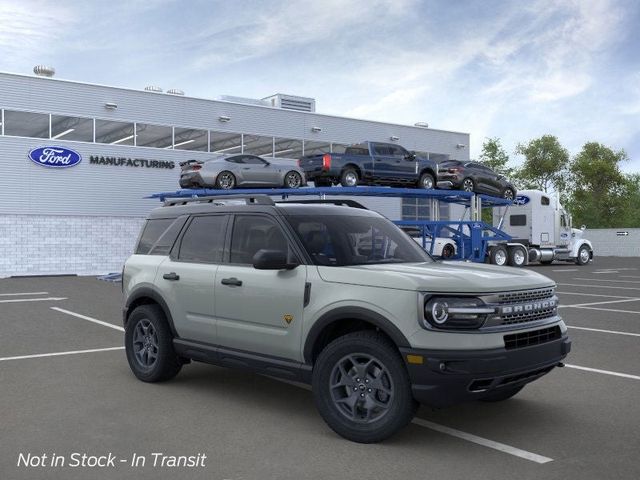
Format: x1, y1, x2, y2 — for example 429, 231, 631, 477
581, 225, 586, 230
252, 249, 298, 270
404, 153, 416, 161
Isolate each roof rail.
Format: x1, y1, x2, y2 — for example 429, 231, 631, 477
163, 195, 275, 207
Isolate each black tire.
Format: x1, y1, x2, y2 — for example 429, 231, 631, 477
502, 187, 515, 200
215, 171, 236, 189
540, 260, 554, 265
441, 243, 455, 259
125, 304, 182, 383
576, 245, 591, 265
489, 245, 508, 266
284, 170, 303, 189
479, 385, 523, 402
312, 331, 418, 443
340, 168, 359, 187
314, 178, 332, 187
461, 178, 475, 192
507, 246, 527, 267
418, 172, 435, 189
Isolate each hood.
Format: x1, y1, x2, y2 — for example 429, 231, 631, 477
317, 261, 554, 293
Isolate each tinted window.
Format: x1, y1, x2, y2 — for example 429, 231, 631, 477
230, 216, 289, 264
225, 156, 244, 164
388, 145, 408, 157
149, 216, 188, 255
136, 218, 175, 254
510, 215, 527, 226
345, 146, 369, 156
178, 215, 227, 263
242, 155, 268, 165
373, 144, 392, 155
4, 110, 49, 138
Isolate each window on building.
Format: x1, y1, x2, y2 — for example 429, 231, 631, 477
429, 154, 449, 163
173, 127, 208, 151
95, 119, 135, 145
136, 123, 173, 149
178, 215, 228, 263
51, 115, 94, 142
303, 140, 330, 156
3, 110, 49, 138
401, 199, 450, 223
243, 134, 274, 156
210, 131, 243, 154
273, 137, 303, 159
510, 215, 527, 226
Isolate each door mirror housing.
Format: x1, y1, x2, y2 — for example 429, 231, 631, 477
252, 249, 298, 270
404, 153, 416, 161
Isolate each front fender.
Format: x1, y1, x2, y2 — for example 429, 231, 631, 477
571, 239, 593, 257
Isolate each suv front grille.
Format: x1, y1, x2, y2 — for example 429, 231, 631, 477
504, 326, 561, 350
495, 288, 555, 305
501, 307, 557, 325
481, 287, 558, 327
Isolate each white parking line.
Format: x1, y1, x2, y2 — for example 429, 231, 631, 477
565, 364, 640, 381
620, 275, 640, 279
0, 346, 124, 362
51, 307, 124, 332
0, 291, 49, 296
411, 418, 553, 464
557, 291, 639, 299
573, 278, 640, 284
559, 298, 640, 308
0, 297, 67, 304
568, 326, 640, 337
567, 305, 640, 315
552, 269, 579, 272
558, 283, 640, 291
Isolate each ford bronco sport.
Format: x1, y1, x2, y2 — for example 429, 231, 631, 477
123, 195, 570, 443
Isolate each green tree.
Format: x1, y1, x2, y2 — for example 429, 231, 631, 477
568, 142, 629, 228
515, 135, 570, 193
479, 137, 514, 177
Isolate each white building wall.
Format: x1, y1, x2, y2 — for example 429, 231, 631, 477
584, 228, 640, 257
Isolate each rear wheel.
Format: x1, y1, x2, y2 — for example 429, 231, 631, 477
461, 178, 475, 192
508, 246, 527, 267
502, 187, 515, 200
479, 385, 523, 402
340, 168, 359, 187
418, 172, 435, 189
215, 171, 236, 189
489, 245, 508, 266
312, 331, 417, 443
284, 171, 303, 189
125, 304, 182, 383
441, 243, 455, 259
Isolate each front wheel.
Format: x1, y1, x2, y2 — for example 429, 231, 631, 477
284, 171, 303, 189
576, 245, 591, 265
312, 331, 417, 443
418, 172, 435, 189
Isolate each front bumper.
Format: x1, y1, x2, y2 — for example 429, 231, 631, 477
400, 335, 571, 407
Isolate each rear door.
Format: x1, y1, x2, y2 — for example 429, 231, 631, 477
371, 143, 396, 181
214, 214, 307, 361
156, 214, 229, 344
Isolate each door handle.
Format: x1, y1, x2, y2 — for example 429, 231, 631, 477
221, 277, 242, 287
163, 272, 180, 281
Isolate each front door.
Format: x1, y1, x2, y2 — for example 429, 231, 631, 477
214, 214, 307, 361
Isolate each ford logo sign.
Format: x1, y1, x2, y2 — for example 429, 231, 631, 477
513, 195, 530, 206
28, 146, 82, 168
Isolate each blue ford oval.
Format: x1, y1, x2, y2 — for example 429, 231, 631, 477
28, 146, 82, 168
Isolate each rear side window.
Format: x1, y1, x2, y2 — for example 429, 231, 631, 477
230, 215, 290, 264
510, 215, 527, 226
178, 215, 227, 263
149, 216, 188, 255
345, 144, 369, 156
136, 218, 174, 254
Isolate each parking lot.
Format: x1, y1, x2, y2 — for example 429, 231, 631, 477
1, 257, 639, 480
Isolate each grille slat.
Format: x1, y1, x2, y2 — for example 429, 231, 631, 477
504, 326, 561, 350
501, 307, 557, 325
496, 288, 555, 305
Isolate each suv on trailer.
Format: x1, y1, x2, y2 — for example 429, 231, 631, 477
122, 195, 571, 443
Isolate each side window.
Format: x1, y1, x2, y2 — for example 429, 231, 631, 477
389, 145, 408, 157
243, 155, 268, 165
230, 216, 289, 264
177, 215, 227, 263
136, 218, 174, 254
510, 215, 527, 226
226, 156, 243, 164
372, 144, 391, 156
149, 216, 188, 255
541, 196, 550, 206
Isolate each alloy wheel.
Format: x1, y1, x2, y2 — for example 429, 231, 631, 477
286, 172, 302, 188
132, 319, 159, 368
462, 179, 474, 192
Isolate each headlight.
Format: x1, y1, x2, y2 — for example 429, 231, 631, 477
423, 297, 494, 330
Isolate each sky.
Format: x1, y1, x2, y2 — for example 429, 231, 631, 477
1, 0, 639, 171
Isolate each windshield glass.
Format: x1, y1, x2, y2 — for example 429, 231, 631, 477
285, 214, 433, 266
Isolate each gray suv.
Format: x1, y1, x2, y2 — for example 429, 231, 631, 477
123, 195, 571, 443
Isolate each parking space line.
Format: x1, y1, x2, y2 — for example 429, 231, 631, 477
573, 278, 640, 284
565, 364, 640, 381
552, 269, 578, 272
0, 297, 67, 303
620, 275, 640, 279
567, 305, 640, 315
559, 298, 640, 308
558, 283, 640, 291
557, 291, 638, 299
51, 307, 124, 332
411, 418, 553, 464
0, 291, 49, 296
0, 346, 124, 362
568, 326, 640, 337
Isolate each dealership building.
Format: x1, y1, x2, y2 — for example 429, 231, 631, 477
0, 69, 470, 277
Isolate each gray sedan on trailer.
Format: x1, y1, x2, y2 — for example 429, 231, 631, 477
179, 154, 307, 190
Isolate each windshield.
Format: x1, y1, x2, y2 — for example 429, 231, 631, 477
285, 214, 433, 266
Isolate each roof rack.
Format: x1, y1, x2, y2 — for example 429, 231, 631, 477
163, 195, 274, 207
276, 199, 368, 209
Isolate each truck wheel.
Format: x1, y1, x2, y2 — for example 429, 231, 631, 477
461, 178, 475, 192
489, 245, 508, 266
312, 331, 417, 443
479, 385, 523, 402
125, 304, 182, 383
340, 168, 359, 187
418, 172, 435, 189
576, 245, 591, 265
507, 246, 527, 267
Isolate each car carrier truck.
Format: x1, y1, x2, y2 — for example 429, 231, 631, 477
489, 189, 593, 267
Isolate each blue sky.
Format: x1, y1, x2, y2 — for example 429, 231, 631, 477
1, 0, 639, 171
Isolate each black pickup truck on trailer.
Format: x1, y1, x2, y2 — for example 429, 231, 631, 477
298, 141, 439, 188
